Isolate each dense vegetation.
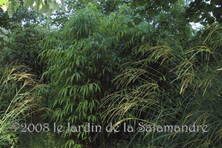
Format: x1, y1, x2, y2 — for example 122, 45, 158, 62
0, 0, 222, 148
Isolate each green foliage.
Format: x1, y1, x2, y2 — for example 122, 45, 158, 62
102, 24, 222, 147
0, 65, 46, 147
0, 0, 59, 17
20, 132, 65, 148
0, 1, 222, 148
41, 3, 166, 147
1, 24, 45, 77
41, 4, 129, 147
186, 0, 222, 25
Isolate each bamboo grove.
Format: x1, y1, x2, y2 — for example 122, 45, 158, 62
0, 0, 222, 148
